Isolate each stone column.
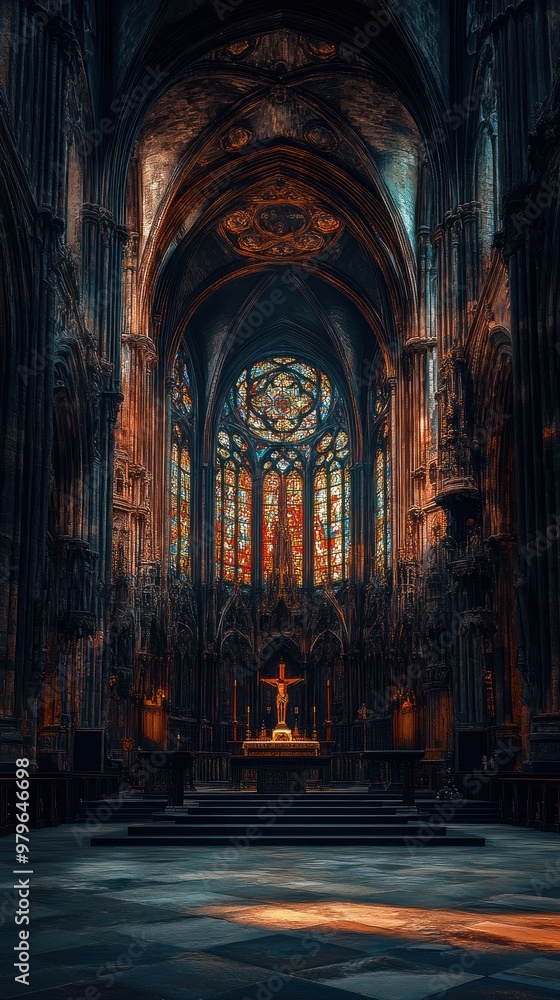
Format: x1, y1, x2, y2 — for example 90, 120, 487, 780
501, 206, 560, 769
81, 205, 127, 737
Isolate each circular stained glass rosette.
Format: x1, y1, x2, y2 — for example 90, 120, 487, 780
234, 358, 333, 442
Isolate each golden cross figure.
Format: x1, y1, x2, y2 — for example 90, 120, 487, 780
261, 661, 304, 727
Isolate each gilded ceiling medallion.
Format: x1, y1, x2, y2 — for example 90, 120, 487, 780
219, 176, 343, 259
221, 123, 253, 151
299, 35, 338, 61
314, 212, 341, 234
304, 121, 339, 152
222, 39, 253, 60
256, 204, 307, 237
224, 210, 253, 233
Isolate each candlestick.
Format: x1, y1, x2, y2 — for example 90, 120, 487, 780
312, 705, 318, 741
233, 678, 238, 724
326, 678, 332, 723
359, 702, 368, 751
246, 705, 251, 739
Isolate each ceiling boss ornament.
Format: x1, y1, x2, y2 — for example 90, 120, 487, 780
219, 176, 343, 258
299, 35, 339, 61
220, 122, 253, 151
304, 120, 339, 151
221, 39, 255, 60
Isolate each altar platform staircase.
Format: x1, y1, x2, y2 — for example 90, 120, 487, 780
363, 794, 502, 825
90, 792, 486, 847
77, 795, 167, 824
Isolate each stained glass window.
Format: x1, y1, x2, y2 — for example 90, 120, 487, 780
238, 467, 252, 583
375, 439, 392, 577
171, 353, 193, 415
263, 471, 280, 581
286, 470, 304, 584
169, 352, 193, 575
375, 448, 385, 573
387, 453, 392, 564
262, 466, 304, 585
170, 426, 190, 574
215, 431, 252, 584
170, 441, 179, 568
219, 357, 350, 588
234, 357, 332, 442
314, 431, 351, 584
314, 467, 329, 584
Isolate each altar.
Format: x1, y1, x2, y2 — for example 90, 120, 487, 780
236, 661, 325, 791
231, 753, 330, 793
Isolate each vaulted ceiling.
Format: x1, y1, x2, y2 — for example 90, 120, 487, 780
113, 3, 453, 420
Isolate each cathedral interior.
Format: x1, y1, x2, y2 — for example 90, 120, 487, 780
2, 1, 560, 997
2, 0, 560, 784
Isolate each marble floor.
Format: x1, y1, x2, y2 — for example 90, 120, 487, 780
1, 820, 560, 999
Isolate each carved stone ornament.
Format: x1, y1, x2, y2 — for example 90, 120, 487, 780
304, 120, 339, 152
221, 39, 255, 61
219, 175, 343, 259
221, 123, 254, 152
299, 36, 338, 61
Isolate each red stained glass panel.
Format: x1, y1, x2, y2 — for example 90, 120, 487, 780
314, 467, 329, 584
262, 471, 280, 582
238, 467, 252, 584
286, 471, 303, 585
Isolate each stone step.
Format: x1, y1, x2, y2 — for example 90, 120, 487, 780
80, 799, 167, 808
128, 822, 447, 836
436, 814, 501, 823
168, 813, 412, 825
175, 801, 397, 816
91, 832, 485, 847
187, 799, 498, 808
86, 791, 488, 847
77, 798, 168, 823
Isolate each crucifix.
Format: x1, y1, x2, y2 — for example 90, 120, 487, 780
261, 661, 304, 728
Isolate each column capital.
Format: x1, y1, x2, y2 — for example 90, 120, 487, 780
403, 337, 437, 355
122, 334, 158, 365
